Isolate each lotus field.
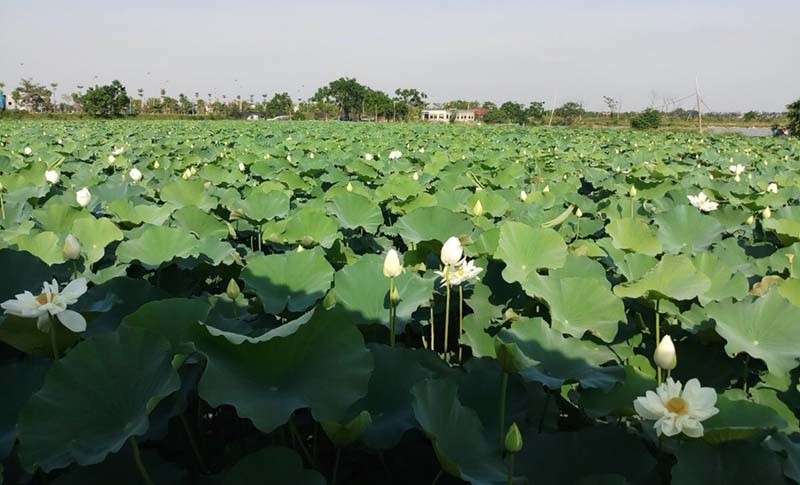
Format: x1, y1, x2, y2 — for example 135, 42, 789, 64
2, 120, 800, 484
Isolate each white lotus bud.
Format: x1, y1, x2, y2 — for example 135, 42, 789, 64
630, 186, 637, 197
346, 182, 353, 192
129, 168, 143, 182
238, 162, 246, 172
520, 190, 528, 202
412, 172, 419, 181
654, 335, 677, 370
23, 147, 32, 156
762, 207, 772, 219
746, 215, 755, 225
440, 237, 463, 266
383, 249, 403, 278
542, 185, 550, 193
576, 208, 583, 218
473, 200, 484, 217
182, 168, 192, 179
767, 183, 778, 194
45, 169, 60, 184
153, 160, 160, 169
76, 187, 92, 208
107, 155, 116, 164
62, 234, 81, 260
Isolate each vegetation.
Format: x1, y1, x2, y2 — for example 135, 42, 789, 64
630, 108, 662, 129
787, 98, 800, 136
77, 81, 131, 118
0, 121, 799, 484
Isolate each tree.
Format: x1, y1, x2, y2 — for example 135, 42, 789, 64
79, 80, 131, 117
12, 78, 53, 112
526, 101, 546, 122
364, 89, 394, 119
554, 101, 585, 125
630, 108, 661, 130
313, 78, 366, 120
602, 96, 620, 117
499, 101, 527, 125
394, 88, 427, 108
787, 98, 800, 137
482, 101, 498, 110
264, 93, 293, 118
482, 109, 510, 124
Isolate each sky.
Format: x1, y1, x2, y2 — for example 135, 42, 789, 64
2, 0, 799, 112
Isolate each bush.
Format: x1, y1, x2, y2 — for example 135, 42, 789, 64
630, 109, 662, 130
788, 98, 800, 136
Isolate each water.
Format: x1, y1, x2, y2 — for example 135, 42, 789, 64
706, 126, 773, 137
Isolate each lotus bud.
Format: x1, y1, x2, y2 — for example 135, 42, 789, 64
475, 186, 483, 192
746, 215, 755, 225
238, 162, 246, 172
153, 160, 160, 169
182, 168, 192, 179
390, 286, 401, 305
504, 422, 523, 453
767, 182, 778, 194
203, 181, 211, 189
542, 185, 550, 193
346, 182, 353, 192
129, 168, 143, 182
503, 308, 521, 321
762, 207, 772, 219
190, 166, 197, 175
62, 234, 81, 260
440, 237, 463, 266
383, 249, 403, 278
630, 186, 637, 197
576, 208, 583, 218
297, 244, 306, 252
76, 187, 92, 208
226, 279, 241, 300
520, 190, 528, 202
23, 146, 32, 155
412, 171, 419, 181
654, 335, 677, 371
45, 169, 60, 184
473, 200, 484, 217
0, 182, 4, 191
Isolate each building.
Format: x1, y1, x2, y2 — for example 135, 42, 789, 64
421, 109, 476, 123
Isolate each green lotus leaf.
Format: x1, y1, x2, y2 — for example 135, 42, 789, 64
765, 433, 800, 484
613, 254, 711, 301
70, 217, 124, 266
235, 190, 290, 221
465, 191, 510, 217
410, 378, 507, 484
705, 291, 800, 375
17, 326, 180, 472
51, 448, 186, 485
390, 206, 473, 244
116, 225, 198, 266
0, 249, 52, 303
374, 173, 424, 201
73, 277, 169, 336
605, 217, 663, 256
281, 207, 340, 248
171, 206, 228, 239
763, 217, 800, 241
654, 205, 724, 254
580, 365, 656, 418
331, 254, 434, 333
0, 359, 48, 460
672, 440, 784, 485
158, 179, 218, 211
497, 318, 623, 390
196, 307, 373, 433
33, 204, 92, 234
692, 252, 749, 304
328, 192, 384, 233
121, 298, 211, 352
222, 447, 325, 485
702, 395, 787, 444
15, 231, 64, 266
242, 248, 334, 314
322, 410, 372, 446
494, 221, 568, 284
107, 200, 175, 225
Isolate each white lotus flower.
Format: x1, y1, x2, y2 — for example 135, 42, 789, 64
63, 234, 81, 260
365, 153, 373, 161
654, 335, 677, 370
76, 187, 92, 208
418, 147, 425, 153
729, 164, 745, 175
634, 378, 718, 438
112, 146, 124, 156
129, 168, 143, 182
767, 183, 778, 194
383, 249, 403, 278
23, 147, 32, 156
107, 155, 116, 164
435, 258, 483, 287
542, 185, 550, 193
182, 168, 192, 180
238, 162, 246, 172
687, 192, 718, 212
520, 190, 528, 202
309, 152, 315, 159
762, 206, 772, 219
153, 160, 160, 169
1, 278, 88, 332
412, 172, 419, 181
45, 169, 60, 184
440, 237, 463, 266
388, 150, 403, 160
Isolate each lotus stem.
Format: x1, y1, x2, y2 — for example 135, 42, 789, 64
389, 277, 396, 347
458, 285, 464, 363
444, 279, 451, 354
429, 302, 435, 351
332, 447, 342, 485
655, 299, 661, 385
289, 417, 313, 466
179, 413, 208, 474
0, 193, 5, 220
129, 437, 155, 485
49, 326, 59, 361
507, 453, 515, 485
631, 195, 636, 218
499, 372, 509, 450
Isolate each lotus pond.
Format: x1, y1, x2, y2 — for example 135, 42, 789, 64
0, 121, 799, 484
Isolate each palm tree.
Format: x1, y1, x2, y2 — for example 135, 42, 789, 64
50, 82, 58, 112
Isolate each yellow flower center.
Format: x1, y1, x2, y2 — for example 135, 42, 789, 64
666, 397, 689, 415
36, 293, 55, 305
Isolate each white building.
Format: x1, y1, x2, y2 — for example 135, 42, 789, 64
421, 109, 476, 123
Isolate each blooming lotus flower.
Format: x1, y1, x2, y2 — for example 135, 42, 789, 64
634, 378, 718, 438
412, 172, 419, 181
182, 168, 192, 179
687, 192, 718, 212
729, 164, 745, 181
418, 147, 425, 153
129, 168, 143, 182
440, 237, 463, 266
520, 190, 528, 202
435, 258, 483, 287
767, 183, 778, 194
112, 146, 124, 156
654, 335, 677, 370
388, 150, 402, 160
383, 249, 403, 278
364, 153, 373, 161
107, 155, 116, 164
1, 278, 88, 332
45, 169, 60, 184
76, 187, 92, 208
62, 234, 81, 260
23, 147, 32, 156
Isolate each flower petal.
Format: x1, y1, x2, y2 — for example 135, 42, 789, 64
59, 278, 88, 304
56, 309, 86, 333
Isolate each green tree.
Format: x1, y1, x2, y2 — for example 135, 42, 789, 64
12, 78, 53, 112
787, 99, 800, 136
265, 92, 293, 118
554, 101, 585, 125
500, 101, 527, 125
364, 89, 394, 119
526, 101, 546, 122
313, 78, 366, 120
630, 108, 662, 130
482, 109, 510, 124
78, 80, 130, 117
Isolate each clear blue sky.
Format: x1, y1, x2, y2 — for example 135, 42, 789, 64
2, 0, 798, 111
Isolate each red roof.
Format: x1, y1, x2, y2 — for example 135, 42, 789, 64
473, 109, 489, 117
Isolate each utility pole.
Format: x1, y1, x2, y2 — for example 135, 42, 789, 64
695, 76, 703, 133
